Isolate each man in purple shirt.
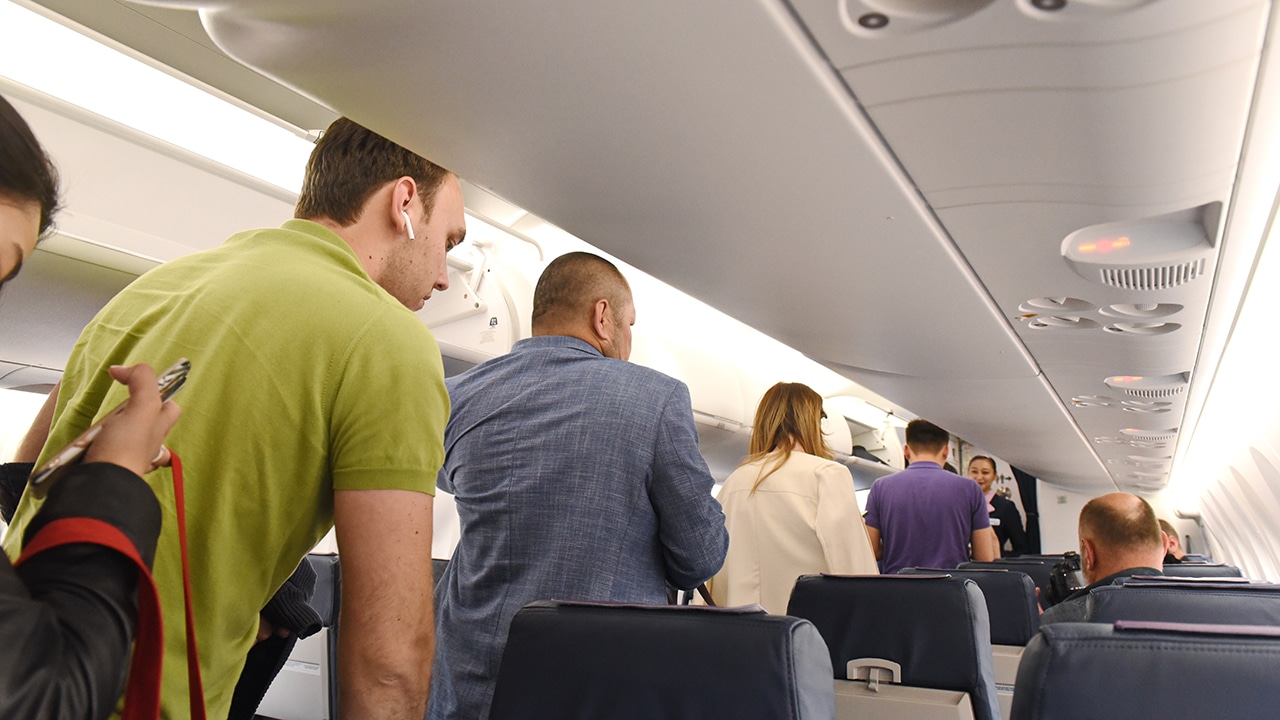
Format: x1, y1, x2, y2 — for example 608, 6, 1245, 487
864, 420, 997, 574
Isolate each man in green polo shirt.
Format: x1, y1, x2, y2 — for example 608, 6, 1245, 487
5, 117, 464, 719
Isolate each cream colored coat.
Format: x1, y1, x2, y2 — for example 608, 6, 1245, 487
709, 451, 879, 614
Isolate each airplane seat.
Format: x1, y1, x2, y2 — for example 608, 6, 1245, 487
899, 567, 1039, 645
488, 600, 834, 720
961, 560, 1055, 610
787, 574, 1000, 720
900, 567, 1039, 719
255, 553, 340, 720
1011, 621, 1280, 719
1161, 563, 1243, 578
307, 553, 341, 627
1016, 554, 1065, 563
1087, 581, 1280, 625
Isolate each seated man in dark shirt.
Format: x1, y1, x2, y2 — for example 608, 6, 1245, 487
1159, 518, 1187, 564
1040, 492, 1165, 624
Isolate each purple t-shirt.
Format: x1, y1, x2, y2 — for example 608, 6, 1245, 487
864, 461, 991, 575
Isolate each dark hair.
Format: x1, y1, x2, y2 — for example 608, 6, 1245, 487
531, 252, 630, 331
295, 117, 452, 225
968, 455, 997, 473
1080, 494, 1162, 553
0, 94, 60, 236
905, 419, 949, 454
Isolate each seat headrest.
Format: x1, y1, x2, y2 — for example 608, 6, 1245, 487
961, 560, 1056, 608
1012, 622, 1280, 719
900, 567, 1040, 645
1161, 563, 1244, 578
787, 574, 1000, 720
489, 601, 834, 720
305, 553, 340, 627
1088, 582, 1280, 625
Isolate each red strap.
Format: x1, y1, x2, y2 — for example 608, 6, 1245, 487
16, 518, 162, 720
170, 452, 207, 720
15, 453, 207, 720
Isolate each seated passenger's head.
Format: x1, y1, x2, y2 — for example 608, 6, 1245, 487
0, 94, 59, 287
750, 382, 831, 460
967, 455, 997, 493
904, 419, 949, 465
1077, 492, 1165, 584
1158, 517, 1185, 559
296, 117, 465, 309
531, 251, 634, 360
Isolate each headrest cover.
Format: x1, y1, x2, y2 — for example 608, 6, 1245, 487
1161, 563, 1243, 578
1012, 622, 1280, 719
900, 568, 1039, 646
787, 574, 1000, 720
1088, 583, 1280, 626
489, 601, 833, 720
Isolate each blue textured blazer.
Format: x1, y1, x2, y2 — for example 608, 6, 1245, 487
429, 335, 728, 720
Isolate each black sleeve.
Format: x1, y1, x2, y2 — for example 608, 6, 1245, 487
261, 558, 323, 639
0, 461, 33, 524
0, 462, 161, 720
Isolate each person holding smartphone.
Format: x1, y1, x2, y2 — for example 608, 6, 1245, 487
0, 93, 181, 720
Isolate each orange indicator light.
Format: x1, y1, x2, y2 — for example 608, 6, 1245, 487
1078, 237, 1131, 255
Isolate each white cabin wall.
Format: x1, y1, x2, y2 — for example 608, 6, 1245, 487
1035, 482, 1094, 555
1171, 185, 1280, 582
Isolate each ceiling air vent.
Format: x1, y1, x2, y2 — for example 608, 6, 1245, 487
1104, 374, 1188, 399
1062, 203, 1219, 289
1027, 316, 1099, 330
1120, 400, 1172, 414
1073, 394, 1117, 408
1099, 303, 1183, 319
1098, 261, 1204, 290
1102, 322, 1181, 336
1019, 297, 1095, 313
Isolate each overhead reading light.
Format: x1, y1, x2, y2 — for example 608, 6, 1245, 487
1104, 374, 1189, 399
0, 1, 314, 193
1062, 203, 1221, 290
1120, 427, 1179, 441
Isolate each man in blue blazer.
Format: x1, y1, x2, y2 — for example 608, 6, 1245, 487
429, 251, 729, 720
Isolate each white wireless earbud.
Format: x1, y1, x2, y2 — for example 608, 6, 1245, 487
401, 210, 416, 240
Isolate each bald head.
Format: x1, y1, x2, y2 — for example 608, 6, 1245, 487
532, 252, 634, 359
1078, 492, 1165, 583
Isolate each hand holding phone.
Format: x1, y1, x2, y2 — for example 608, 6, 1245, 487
28, 360, 187, 498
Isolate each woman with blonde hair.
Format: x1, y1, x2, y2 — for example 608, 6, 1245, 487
709, 382, 878, 613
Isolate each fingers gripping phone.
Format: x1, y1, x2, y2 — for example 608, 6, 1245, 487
27, 359, 190, 499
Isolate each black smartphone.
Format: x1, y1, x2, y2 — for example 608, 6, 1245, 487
27, 358, 190, 498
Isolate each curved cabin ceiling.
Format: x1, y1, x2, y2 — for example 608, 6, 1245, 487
49, 0, 1272, 493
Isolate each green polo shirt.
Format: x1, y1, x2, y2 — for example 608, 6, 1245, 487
5, 219, 448, 718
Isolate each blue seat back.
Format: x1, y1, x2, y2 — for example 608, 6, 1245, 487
1088, 580, 1280, 625
787, 574, 1000, 720
1162, 563, 1243, 578
489, 601, 833, 720
1012, 621, 1280, 719
961, 559, 1056, 609
900, 567, 1040, 646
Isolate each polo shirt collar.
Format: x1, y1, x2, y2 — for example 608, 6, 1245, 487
512, 335, 604, 358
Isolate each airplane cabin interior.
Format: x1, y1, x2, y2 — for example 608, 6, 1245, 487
2, 0, 1280, 718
